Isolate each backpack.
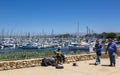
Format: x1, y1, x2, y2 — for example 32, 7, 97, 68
41, 58, 52, 66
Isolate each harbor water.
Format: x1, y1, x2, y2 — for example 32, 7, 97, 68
0, 47, 90, 55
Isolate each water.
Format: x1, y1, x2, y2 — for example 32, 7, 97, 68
0, 47, 90, 55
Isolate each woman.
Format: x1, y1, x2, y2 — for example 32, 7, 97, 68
94, 40, 102, 65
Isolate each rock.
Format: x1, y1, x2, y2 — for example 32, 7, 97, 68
0, 54, 103, 71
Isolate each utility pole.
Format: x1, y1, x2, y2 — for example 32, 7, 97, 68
77, 21, 79, 37
86, 26, 89, 35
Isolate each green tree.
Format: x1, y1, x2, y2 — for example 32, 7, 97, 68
97, 34, 103, 38
102, 32, 107, 38
117, 36, 120, 41
55, 34, 73, 38
106, 32, 116, 39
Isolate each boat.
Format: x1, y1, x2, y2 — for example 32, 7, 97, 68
68, 41, 90, 50
19, 43, 38, 49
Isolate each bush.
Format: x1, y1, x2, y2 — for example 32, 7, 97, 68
76, 50, 81, 54
69, 51, 75, 55
0, 51, 54, 61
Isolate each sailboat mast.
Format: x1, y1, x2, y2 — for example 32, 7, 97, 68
77, 21, 79, 37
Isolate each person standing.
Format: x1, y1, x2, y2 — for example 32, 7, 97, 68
94, 40, 102, 65
106, 38, 117, 66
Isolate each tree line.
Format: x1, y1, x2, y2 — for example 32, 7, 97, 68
94, 32, 120, 41
54, 32, 120, 41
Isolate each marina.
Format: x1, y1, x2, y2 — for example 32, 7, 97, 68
0, 36, 106, 55
0, 1, 120, 75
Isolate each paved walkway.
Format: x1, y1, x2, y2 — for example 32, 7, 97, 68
0, 57, 120, 75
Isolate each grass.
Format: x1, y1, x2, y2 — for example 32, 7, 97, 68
0, 50, 54, 61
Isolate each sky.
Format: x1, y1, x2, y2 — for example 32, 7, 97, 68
0, 0, 120, 34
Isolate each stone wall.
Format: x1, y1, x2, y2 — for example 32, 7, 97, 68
117, 48, 120, 56
0, 52, 120, 71
65, 54, 96, 64
0, 58, 42, 71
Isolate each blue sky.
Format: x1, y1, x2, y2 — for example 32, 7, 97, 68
0, 0, 120, 34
